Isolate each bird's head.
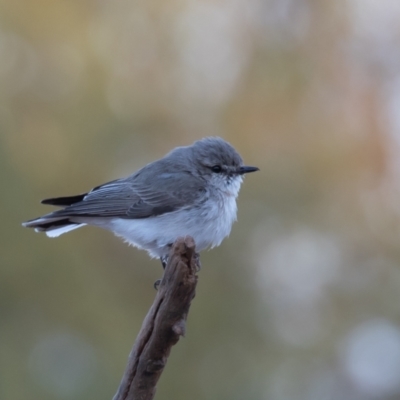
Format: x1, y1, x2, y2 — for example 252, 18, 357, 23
190, 137, 259, 195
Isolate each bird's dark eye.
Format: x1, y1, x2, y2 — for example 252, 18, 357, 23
211, 165, 222, 173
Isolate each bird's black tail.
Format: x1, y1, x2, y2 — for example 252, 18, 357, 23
41, 193, 86, 206
22, 214, 85, 237
22, 192, 88, 236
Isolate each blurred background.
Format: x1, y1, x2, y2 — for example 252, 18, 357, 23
2, 0, 400, 399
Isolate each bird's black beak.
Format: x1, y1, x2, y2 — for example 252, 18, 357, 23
238, 166, 259, 175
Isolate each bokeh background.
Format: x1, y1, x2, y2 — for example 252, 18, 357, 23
2, 0, 400, 399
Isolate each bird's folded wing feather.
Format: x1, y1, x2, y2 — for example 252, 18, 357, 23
51, 172, 206, 219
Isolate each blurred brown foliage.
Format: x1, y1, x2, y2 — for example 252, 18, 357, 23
2, 0, 400, 399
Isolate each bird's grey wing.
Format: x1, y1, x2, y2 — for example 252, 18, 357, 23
126, 172, 206, 218
51, 172, 205, 219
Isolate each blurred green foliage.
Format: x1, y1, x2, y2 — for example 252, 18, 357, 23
2, 0, 400, 399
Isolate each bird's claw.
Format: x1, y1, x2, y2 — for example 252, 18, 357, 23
154, 279, 161, 290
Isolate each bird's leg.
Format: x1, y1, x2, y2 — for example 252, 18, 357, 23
160, 255, 169, 269
154, 254, 170, 290
194, 252, 201, 272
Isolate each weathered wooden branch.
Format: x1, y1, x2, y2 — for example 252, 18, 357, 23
113, 236, 199, 400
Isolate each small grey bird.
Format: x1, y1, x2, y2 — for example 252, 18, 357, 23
23, 137, 258, 263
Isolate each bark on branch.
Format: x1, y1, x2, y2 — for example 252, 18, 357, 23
113, 236, 199, 400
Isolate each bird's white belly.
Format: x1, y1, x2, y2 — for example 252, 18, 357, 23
107, 195, 238, 258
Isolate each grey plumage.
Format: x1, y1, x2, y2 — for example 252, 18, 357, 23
23, 137, 258, 258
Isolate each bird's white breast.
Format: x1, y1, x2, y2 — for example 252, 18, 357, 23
105, 176, 242, 258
